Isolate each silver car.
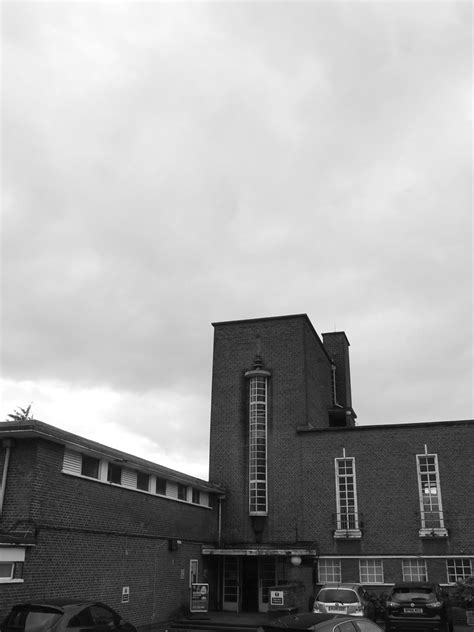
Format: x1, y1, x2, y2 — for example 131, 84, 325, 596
313, 584, 376, 619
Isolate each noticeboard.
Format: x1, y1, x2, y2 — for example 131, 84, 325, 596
190, 583, 209, 613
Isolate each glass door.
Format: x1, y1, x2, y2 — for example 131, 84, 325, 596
223, 557, 240, 612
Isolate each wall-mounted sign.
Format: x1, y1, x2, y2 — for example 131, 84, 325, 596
122, 586, 130, 603
270, 590, 284, 606
190, 583, 209, 612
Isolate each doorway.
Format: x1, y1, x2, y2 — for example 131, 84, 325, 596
241, 557, 259, 611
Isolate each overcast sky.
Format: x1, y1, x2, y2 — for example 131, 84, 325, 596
1, 1, 472, 480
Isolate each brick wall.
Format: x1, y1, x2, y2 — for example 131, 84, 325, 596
0, 438, 218, 626
209, 315, 334, 544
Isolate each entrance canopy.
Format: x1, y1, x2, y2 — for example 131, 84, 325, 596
202, 548, 318, 556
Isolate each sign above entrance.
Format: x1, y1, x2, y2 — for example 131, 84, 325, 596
202, 548, 318, 556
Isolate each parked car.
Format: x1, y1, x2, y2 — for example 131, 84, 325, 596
313, 584, 376, 620
1, 600, 137, 632
260, 612, 383, 632
385, 582, 453, 632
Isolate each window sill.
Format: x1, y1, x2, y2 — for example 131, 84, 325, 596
333, 529, 362, 539
418, 527, 448, 538
0, 579, 24, 584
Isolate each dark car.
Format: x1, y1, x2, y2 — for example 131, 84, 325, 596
385, 582, 453, 632
1, 600, 137, 632
260, 612, 383, 632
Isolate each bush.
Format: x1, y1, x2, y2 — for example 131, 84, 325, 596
450, 577, 474, 608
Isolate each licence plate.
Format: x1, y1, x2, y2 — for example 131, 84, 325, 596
403, 608, 423, 613
329, 607, 346, 613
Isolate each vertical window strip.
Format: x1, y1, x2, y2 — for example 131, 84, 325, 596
249, 376, 268, 515
417, 454, 445, 529
335, 457, 359, 530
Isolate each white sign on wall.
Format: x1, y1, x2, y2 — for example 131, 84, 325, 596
122, 586, 130, 603
270, 590, 284, 606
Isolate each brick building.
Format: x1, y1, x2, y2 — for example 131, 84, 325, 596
0, 421, 224, 625
0, 313, 472, 621
205, 314, 473, 612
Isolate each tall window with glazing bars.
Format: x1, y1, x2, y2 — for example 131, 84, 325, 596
248, 375, 268, 515
334, 456, 361, 538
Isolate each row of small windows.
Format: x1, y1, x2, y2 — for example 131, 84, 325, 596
318, 558, 473, 585
64, 450, 209, 507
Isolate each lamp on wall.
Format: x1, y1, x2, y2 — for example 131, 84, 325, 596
291, 555, 302, 566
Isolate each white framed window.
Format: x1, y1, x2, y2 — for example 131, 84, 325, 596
359, 559, 384, 584
447, 559, 472, 583
189, 559, 198, 586
334, 456, 361, 538
402, 559, 427, 581
248, 375, 268, 515
319, 559, 341, 583
416, 453, 447, 536
0, 547, 25, 583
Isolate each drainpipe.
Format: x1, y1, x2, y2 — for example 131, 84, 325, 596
0, 439, 14, 517
217, 495, 225, 547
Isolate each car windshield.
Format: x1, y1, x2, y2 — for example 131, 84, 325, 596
392, 588, 435, 602
317, 589, 359, 604
5, 608, 62, 632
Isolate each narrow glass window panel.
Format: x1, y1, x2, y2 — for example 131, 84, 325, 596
155, 477, 167, 495
249, 376, 268, 515
318, 560, 341, 583
192, 488, 200, 504
136, 471, 149, 491
417, 454, 445, 530
81, 455, 100, 479
402, 559, 427, 581
178, 484, 187, 500
359, 560, 384, 584
447, 559, 472, 583
107, 463, 122, 484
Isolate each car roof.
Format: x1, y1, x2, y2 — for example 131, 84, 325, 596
263, 614, 377, 631
319, 583, 363, 590
12, 599, 96, 611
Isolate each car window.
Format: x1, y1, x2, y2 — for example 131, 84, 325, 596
5, 609, 62, 632
392, 588, 435, 601
89, 606, 116, 626
68, 609, 94, 628
353, 620, 382, 632
333, 622, 358, 632
318, 589, 359, 604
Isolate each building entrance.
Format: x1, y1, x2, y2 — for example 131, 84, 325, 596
221, 555, 287, 613
241, 557, 259, 611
